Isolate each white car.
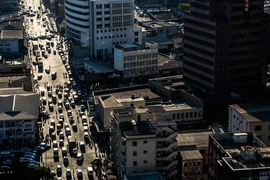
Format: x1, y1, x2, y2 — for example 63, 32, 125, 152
84, 132, 89, 139
77, 153, 84, 161
77, 169, 83, 177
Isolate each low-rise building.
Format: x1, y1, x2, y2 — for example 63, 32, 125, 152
0, 88, 40, 147
177, 126, 224, 180
114, 43, 159, 80
228, 102, 270, 145
209, 131, 267, 180
0, 21, 24, 55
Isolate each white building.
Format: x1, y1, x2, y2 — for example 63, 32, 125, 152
110, 107, 178, 180
228, 102, 270, 146
65, 0, 142, 58
0, 88, 40, 147
114, 42, 158, 80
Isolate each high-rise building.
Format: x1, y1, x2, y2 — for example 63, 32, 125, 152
65, 0, 142, 58
183, 0, 266, 96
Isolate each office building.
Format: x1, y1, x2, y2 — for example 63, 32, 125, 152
183, 0, 266, 96
65, 0, 142, 58
208, 131, 267, 180
228, 101, 270, 146
114, 42, 159, 80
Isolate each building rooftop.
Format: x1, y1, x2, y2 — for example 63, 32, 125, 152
143, 34, 174, 46
177, 130, 213, 149
229, 102, 270, 122
0, 88, 40, 117
0, 75, 33, 92
1, 29, 23, 39
221, 146, 270, 170
211, 132, 266, 153
180, 150, 203, 160
120, 120, 156, 137
84, 60, 117, 73
125, 172, 164, 180
0, 21, 22, 30
93, 85, 163, 104
99, 95, 123, 108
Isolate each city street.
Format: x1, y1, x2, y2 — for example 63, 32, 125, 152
22, 0, 104, 179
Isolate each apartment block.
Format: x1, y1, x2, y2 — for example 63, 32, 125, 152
228, 101, 270, 146
209, 131, 266, 180
114, 42, 159, 80
110, 106, 178, 180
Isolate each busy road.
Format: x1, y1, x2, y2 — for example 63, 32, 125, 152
22, 0, 104, 179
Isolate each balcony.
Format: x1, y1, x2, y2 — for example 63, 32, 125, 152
156, 151, 177, 161
165, 169, 178, 180
156, 160, 177, 171
156, 132, 177, 142
156, 141, 177, 152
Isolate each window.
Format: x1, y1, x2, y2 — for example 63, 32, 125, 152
143, 140, 147, 144
143, 150, 147, 154
135, 32, 139, 36
268, 135, 270, 141
134, 38, 138, 42
143, 160, 147, 164
133, 161, 137, 166
133, 151, 137, 156
184, 162, 188, 167
255, 126, 261, 131
197, 162, 201, 165
132, 141, 137, 146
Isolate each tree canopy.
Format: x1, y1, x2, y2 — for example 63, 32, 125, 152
178, 3, 191, 12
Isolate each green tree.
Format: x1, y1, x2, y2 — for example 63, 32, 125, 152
178, 3, 191, 12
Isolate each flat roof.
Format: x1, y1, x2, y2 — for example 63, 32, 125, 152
177, 130, 212, 148
180, 150, 203, 160
211, 132, 266, 152
84, 60, 116, 73
229, 102, 270, 122
94, 86, 162, 104
121, 120, 156, 137
0, 76, 33, 92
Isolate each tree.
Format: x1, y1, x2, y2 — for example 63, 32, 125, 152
178, 3, 191, 12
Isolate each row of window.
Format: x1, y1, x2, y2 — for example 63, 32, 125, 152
184, 27, 215, 40
185, 61, 214, 76
96, 4, 110, 9
97, 28, 127, 33
184, 44, 215, 57
66, 12, 89, 22
65, 6, 89, 16
184, 161, 201, 166
185, 18, 216, 31
230, 22, 261, 31
184, 68, 214, 84
124, 60, 158, 68
124, 54, 158, 61
66, 19, 88, 29
66, 26, 81, 35
0, 44, 10, 46
132, 160, 148, 166
172, 111, 202, 120
123, 67, 157, 75
133, 150, 148, 156
66, 30, 81, 40
183, 171, 201, 177
65, 0, 88, 9
0, 48, 11, 52
184, 52, 214, 67
183, 75, 213, 93
96, 34, 126, 40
